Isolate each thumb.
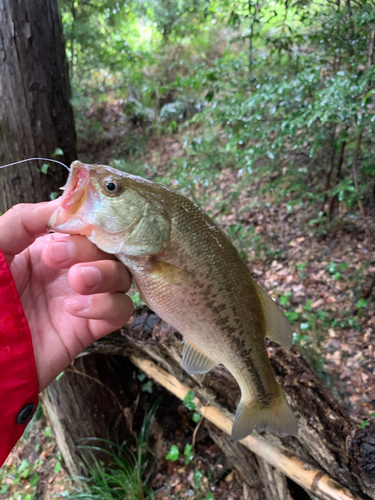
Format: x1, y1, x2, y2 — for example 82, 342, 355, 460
0, 200, 61, 262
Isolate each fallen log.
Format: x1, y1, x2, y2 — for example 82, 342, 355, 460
130, 355, 356, 500
42, 307, 375, 500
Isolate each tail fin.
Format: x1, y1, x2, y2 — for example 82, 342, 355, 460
231, 386, 298, 441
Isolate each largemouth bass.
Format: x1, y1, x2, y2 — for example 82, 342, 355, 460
49, 161, 298, 440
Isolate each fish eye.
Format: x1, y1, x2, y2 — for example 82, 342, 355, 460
106, 182, 116, 191
102, 177, 122, 196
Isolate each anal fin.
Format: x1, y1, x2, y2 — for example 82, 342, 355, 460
182, 342, 217, 375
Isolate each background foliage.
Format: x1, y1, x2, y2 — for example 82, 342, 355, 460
57, 0, 375, 381
60, 0, 375, 218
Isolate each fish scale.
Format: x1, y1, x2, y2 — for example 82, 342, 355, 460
48, 160, 298, 440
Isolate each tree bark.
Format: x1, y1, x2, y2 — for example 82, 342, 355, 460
43, 307, 375, 500
0, 0, 76, 212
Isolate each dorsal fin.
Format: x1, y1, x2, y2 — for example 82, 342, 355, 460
253, 281, 293, 349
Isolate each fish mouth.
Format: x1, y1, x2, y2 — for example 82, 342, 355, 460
48, 161, 95, 235
61, 162, 90, 214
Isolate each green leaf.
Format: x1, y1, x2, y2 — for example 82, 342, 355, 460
303, 299, 312, 311
327, 262, 337, 274
286, 311, 299, 322
29, 473, 40, 487
0, 484, 8, 494
24, 494, 36, 500
363, 89, 375, 106
166, 445, 179, 462
356, 298, 367, 309
131, 291, 144, 307
279, 296, 288, 306
203, 493, 215, 500
44, 426, 52, 438
54, 461, 61, 474
192, 412, 201, 423
183, 390, 196, 411
142, 380, 154, 393
18, 459, 29, 473
53, 148, 64, 156
49, 192, 59, 200
359, 411, 374, 428
193, 469, 203, 489
21, 466, 32, 479
41, 163, 49, 174
184, 443, 194, 464
137, 372, 147, 382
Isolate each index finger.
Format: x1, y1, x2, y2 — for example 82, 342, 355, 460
0, 201, 60, 261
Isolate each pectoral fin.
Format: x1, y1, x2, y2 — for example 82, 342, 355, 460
149, 259, 192, 285
182, 342, 217, 374
254, 281, 293, 349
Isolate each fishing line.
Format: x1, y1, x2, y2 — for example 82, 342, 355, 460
0, 158, 70, 171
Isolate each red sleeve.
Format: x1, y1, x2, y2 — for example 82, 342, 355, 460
0, 250, 39, 467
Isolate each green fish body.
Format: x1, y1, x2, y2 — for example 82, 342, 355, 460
49, 161, 298, 440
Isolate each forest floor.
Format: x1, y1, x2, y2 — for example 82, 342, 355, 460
2, 101, 375, 499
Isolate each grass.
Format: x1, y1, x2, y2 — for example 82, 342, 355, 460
60, 398, 162, 500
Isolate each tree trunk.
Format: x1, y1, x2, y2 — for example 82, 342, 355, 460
0, 0, 76, 212
42, 354, 139, 477
43, 307, 375, 500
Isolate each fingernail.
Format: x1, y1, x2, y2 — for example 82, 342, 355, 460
48, 241, 74, 263
66, 295, 91, 311
80, 266, 101, 288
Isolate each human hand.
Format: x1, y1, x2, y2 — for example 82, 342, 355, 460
0, 201, 133, 391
